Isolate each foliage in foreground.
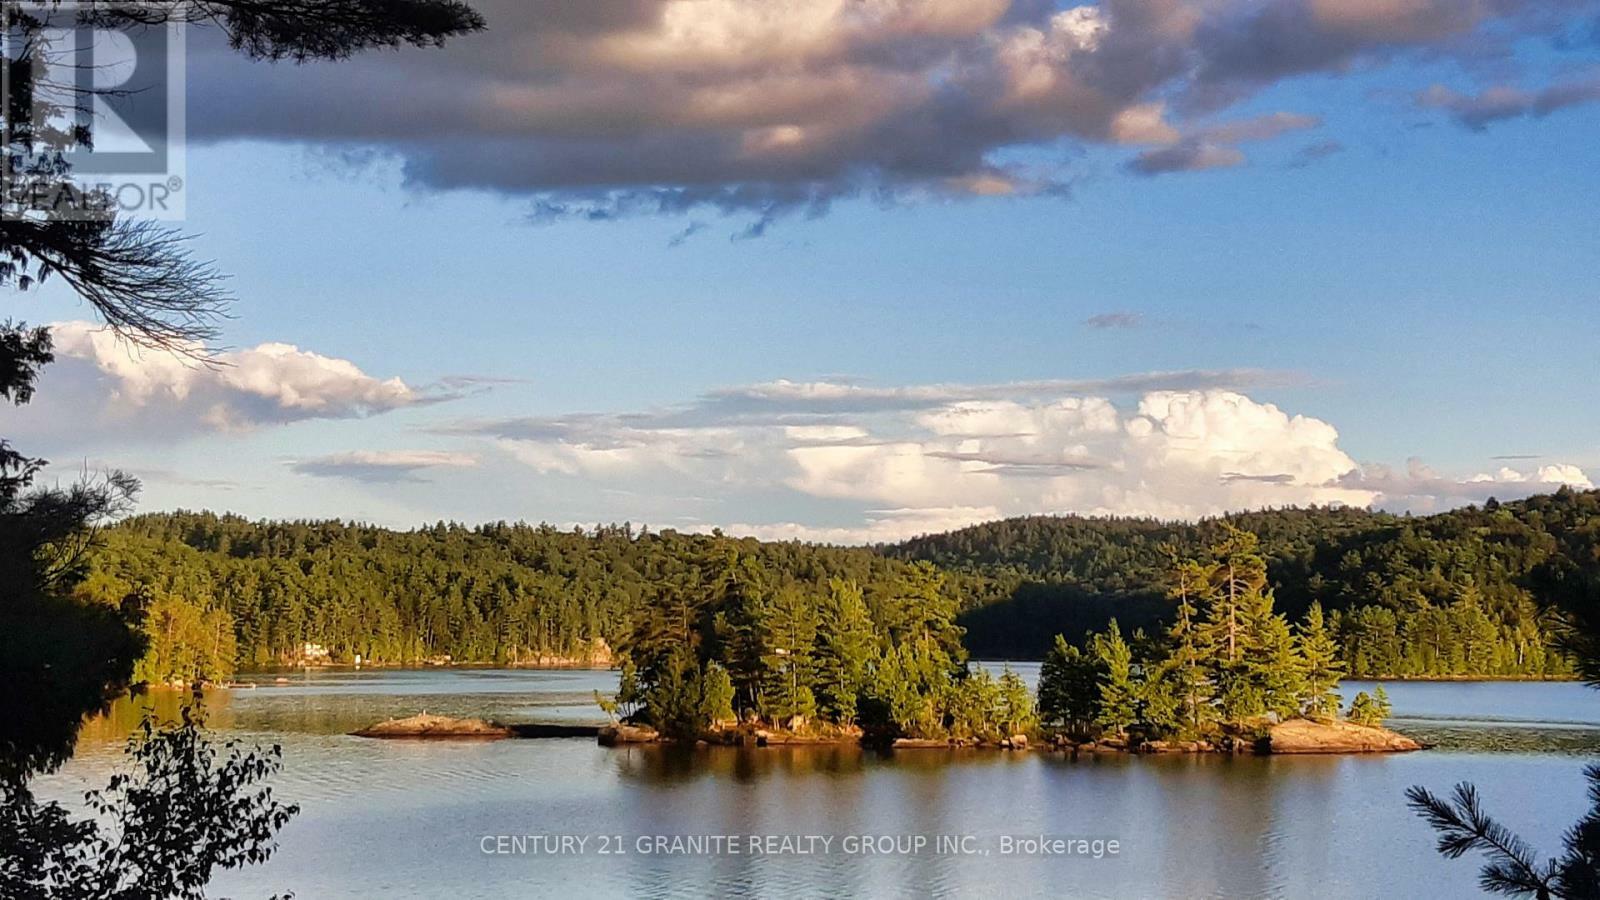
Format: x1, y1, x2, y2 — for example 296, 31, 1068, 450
0, 705, 299, 900
1407, 767, 1600, 899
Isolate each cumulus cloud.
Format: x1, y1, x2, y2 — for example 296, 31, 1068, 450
723, 506, 1006, 545
1340, 457, 1594, 513
448, 378, 1383, 539
290, 450, 479, 483
179, 0, 1597, 224
1417, 75, 1600, 129
435, 374, 1596, 541
10, 322, 449, 444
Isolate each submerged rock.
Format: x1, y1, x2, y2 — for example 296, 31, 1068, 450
352, 713, 511, 739
1266, 718, 1421, 754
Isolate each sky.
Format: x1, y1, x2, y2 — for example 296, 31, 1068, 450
11, 0, 1600, 542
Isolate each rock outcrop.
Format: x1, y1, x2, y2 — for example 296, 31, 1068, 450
352, 713, 512, 739
1265, 718, 1421, 754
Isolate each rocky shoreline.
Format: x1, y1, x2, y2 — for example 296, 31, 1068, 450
351, 713, 513, 739
352, 713, 1421, 755
596, 717, 1421, 755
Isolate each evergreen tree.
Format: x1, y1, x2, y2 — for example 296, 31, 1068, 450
997, 666, 1036, 736
1241, 589, 1306, 719
643, 647, 707, 738
700, 662, 736, 726
1165, 555, 1218, 735
759, 587, 819, 726
1348, 686, 1392, 727
948, 668, 1002, 741
1092, 620, 1138, 735
813, 578, 875, 725
1036, 635, 1102, 735
1297, 602, 1344, 720
1207, 525, 1269, 664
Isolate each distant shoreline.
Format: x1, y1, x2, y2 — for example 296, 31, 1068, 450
213, 664, 1578, 683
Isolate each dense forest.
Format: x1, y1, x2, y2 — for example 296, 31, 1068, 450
78, 489, 1598, 685
79, 513, 964, 683
893, 488, 1594, 676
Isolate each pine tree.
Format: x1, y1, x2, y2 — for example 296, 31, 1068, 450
813, 579, 876, 725
700, 662, 736, 726
1207, 525, 1269, 664
643, 647, 706, 738
1242, 589, 1306, 719
1297, 602, 1344, 720
949, 667, 1002, 741
997, 666, 1036, 736
1165, 555, 1218, 735
1036, 635, 1101, 735
1348, 686, 1392, 727
1093, 620, 1139, 735
759, 587, 819, 726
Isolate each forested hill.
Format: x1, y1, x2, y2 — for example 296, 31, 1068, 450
84, 489, 1596, 683
84, 513, 964, 681
888, 487, 1599, 669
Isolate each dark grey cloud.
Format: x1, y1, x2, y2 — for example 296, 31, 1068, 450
1417, 75, 1600, 129
925, 450, 1110, 476
177, 0, 1598, 225
1288, 138, 1346, 168
1130, 141, 1246, 175
666, 221, 709, 248
1220, 472, 1297, 484
289, 451, 478, 484
1129, 111, 1319, 175
1084, 311, 1145, 329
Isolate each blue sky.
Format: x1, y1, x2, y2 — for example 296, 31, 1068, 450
14, 0, 1600, 541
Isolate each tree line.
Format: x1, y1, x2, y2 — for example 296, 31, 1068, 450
893, 488, 1595, 677
79, 512, 966, 683
79, 491, 1594, 686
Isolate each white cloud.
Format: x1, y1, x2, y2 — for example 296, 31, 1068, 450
722, 506, 1006, 545
1343, 457, 1594, 514
11, 322, 447, 444
461, 380, 1378, 535
452, 377, 1595, 540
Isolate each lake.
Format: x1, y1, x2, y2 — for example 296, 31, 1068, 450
34, 667, 1600, 899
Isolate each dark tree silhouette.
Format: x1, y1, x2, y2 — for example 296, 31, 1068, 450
0, 1, 481, 894
0, 0, 483, 774
1408, 770, 1600, 899
1, 703, 300, 900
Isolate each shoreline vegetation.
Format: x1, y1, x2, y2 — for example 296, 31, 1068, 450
347, 713, 1421, 755
576, 526, 1430, 757
82, 489, 1593, 692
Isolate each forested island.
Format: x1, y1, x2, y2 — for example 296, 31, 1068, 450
78, 488, 1597, 691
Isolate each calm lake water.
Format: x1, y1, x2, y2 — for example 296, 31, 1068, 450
35, 667, 1600, 899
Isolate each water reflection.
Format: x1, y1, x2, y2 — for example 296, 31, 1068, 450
29, 669, 1600, 899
